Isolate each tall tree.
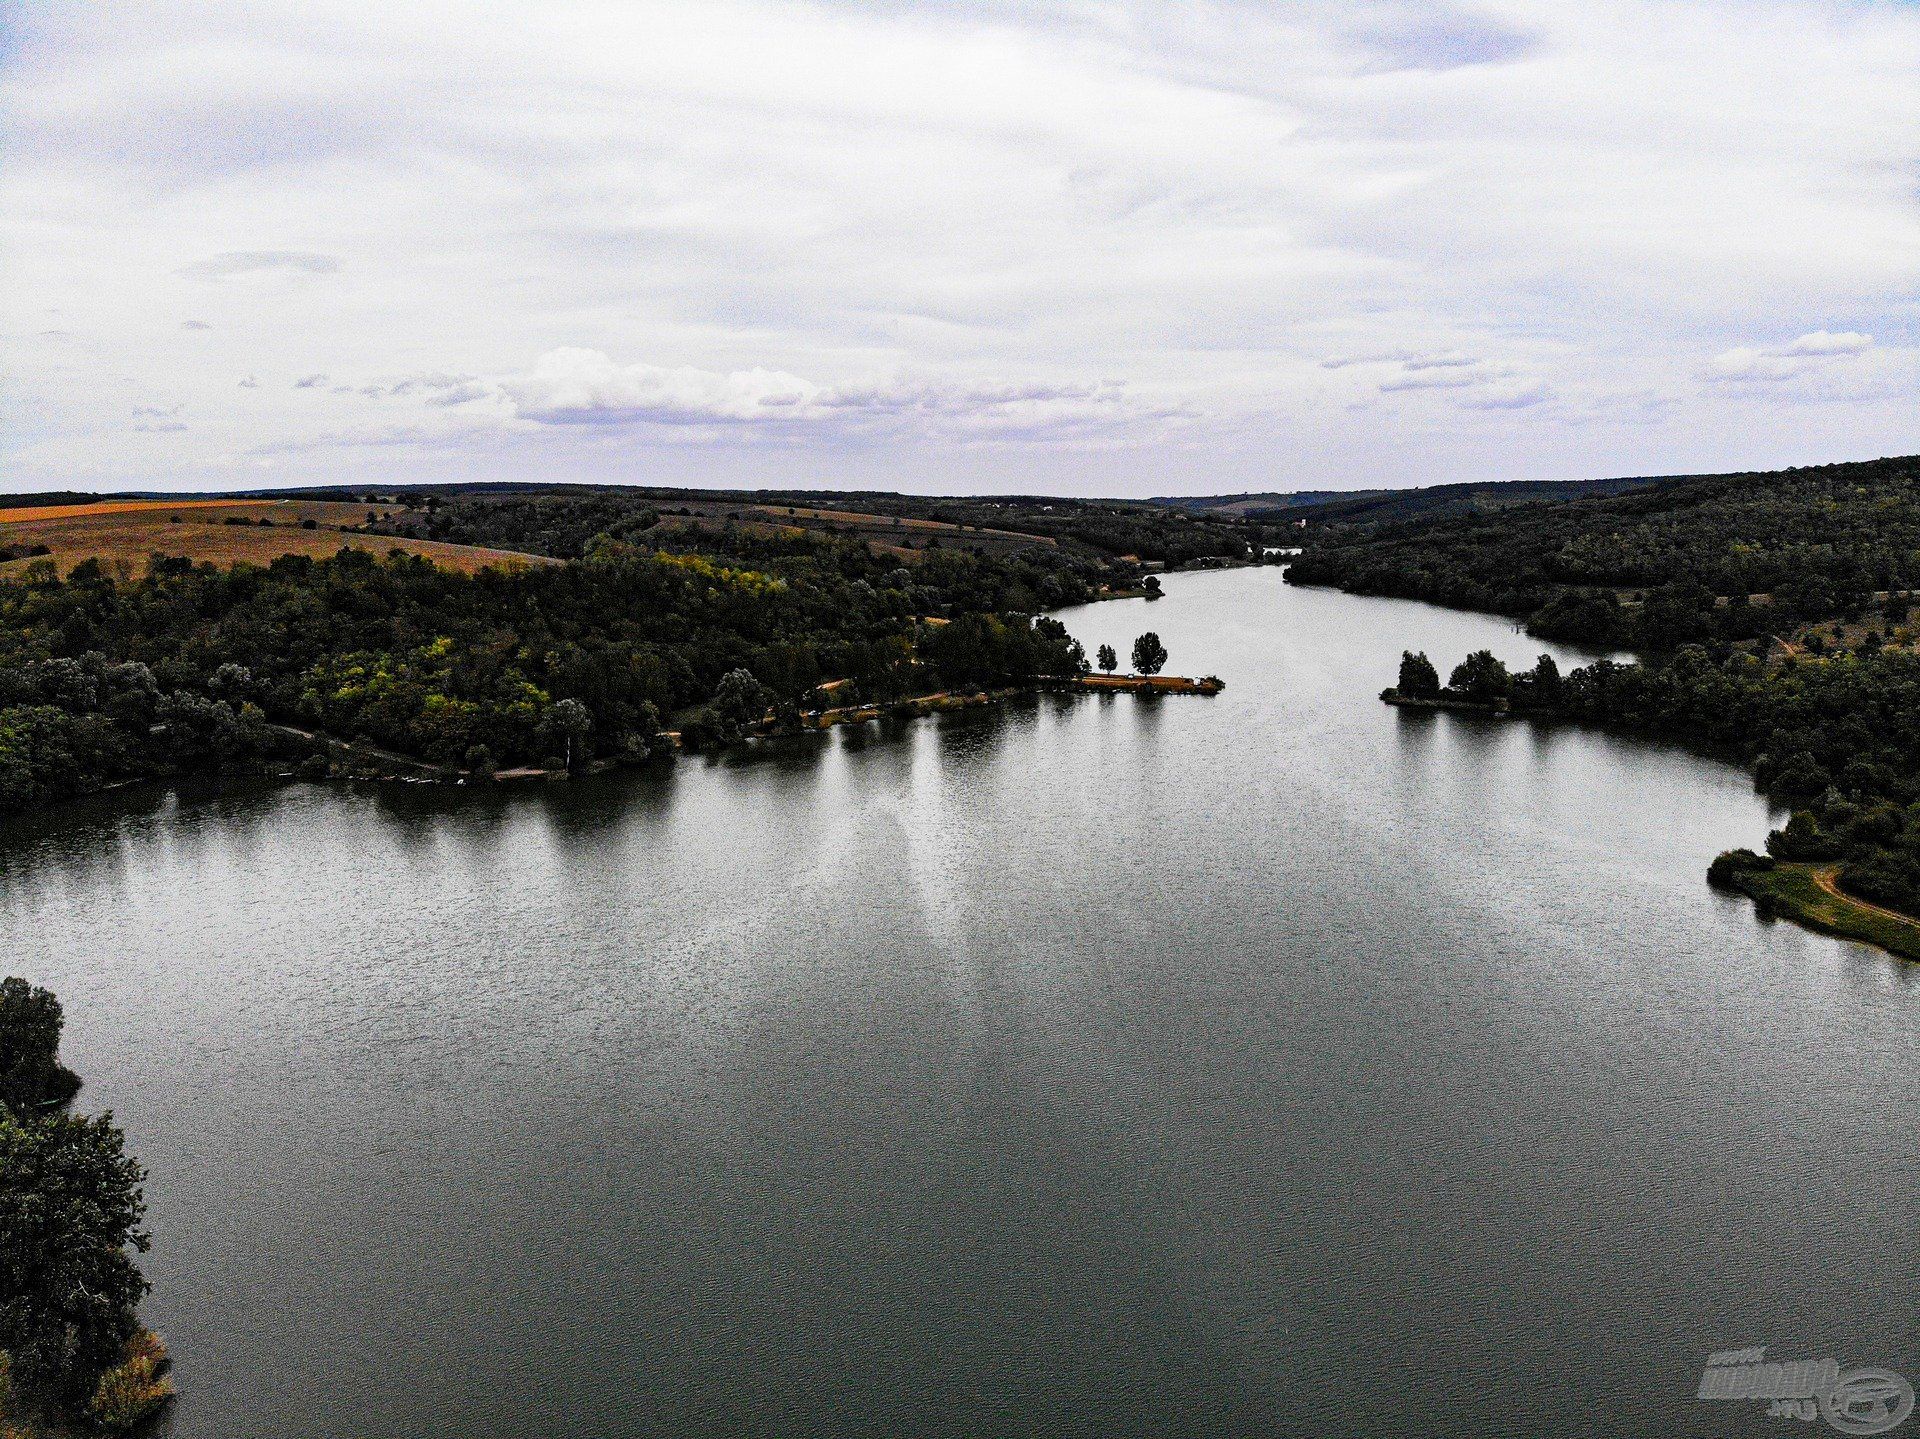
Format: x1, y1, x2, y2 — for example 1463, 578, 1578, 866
1096, 644, 1118, 674
1131, 632, 1169, 676
1447, 650, 1511, 703
0, 1111, 152, 1401
1396, 651, 1440, 698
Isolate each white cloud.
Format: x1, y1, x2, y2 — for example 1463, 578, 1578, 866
504, 349, 827, 425
338, 347, 1177, 447
1780, 330, 1873, 357
1463, 378, 1553, 410
2, 0, 1917, 493
1704, 331, 1877, 384
1380, 369, 1481, 392
178, 250, 340, 280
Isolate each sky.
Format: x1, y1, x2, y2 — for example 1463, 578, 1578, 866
2, 0, 1917, 498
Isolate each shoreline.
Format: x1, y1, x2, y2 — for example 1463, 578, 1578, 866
1381, 688, 1920, 961
1718, 861, 1920, 964
80, 672, 1230, 798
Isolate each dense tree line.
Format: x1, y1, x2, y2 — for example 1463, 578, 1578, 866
369, 493, 665, 559
934, 499, 1274, 567
1289, 455, 1920, 650
1350, 456, 1920, 916
0, 520, 1110, 813
366, 487, 1276, 570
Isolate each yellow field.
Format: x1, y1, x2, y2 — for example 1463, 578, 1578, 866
0, 500, 554, 577
0, 499, 273, 524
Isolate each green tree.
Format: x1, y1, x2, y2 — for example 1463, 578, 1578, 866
0, 1110, 151, 1402
1396, 651, 1440, 698
0, 978, 81, 1115
1767, 810, 1839, 861
711, 669, 773, 739
1511, 653, 1562, 708
1131, 632, 1168, 676
1447, 650, 1511, 703
541, 699, 593, 772
1096, 644, 1118, 674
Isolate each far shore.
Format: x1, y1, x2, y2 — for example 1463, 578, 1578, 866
256, 672, 1226, 788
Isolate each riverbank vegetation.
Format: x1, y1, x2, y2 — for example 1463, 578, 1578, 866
0, 980, 169, 1436
0, 491, 1260, 815
1708, 856, 1920, 963
1306, 455, 1920, 942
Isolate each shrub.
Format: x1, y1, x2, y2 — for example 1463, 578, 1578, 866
87, 1339, 174, 1433
1767, 811, 1841, 862
1708, 848, 1774, 886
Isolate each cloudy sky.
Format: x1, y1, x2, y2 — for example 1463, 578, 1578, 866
3, 0, 1917, 497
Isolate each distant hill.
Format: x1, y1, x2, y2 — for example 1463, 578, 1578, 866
1156, 475, 1661, 525
1285, 452, 1920, 628
1149, 490, 1374, 517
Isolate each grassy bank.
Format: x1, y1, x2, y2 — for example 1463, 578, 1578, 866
1721, 862, 1920, 963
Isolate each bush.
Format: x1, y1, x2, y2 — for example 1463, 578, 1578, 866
1767, 811, 1841, 862
1707, 848, 1774, 886
86, 1334, 174, 1433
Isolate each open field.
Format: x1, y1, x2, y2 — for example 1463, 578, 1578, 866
0, 498, 287, 523
0, 500, 554, 577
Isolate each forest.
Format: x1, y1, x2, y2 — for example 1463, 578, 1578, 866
332, 485, 1275, 570
1286, 454, 1920, 649
1300, 455, 1920, 918
0, 496, 1253, 815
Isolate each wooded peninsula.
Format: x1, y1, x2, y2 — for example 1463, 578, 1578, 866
0, 489, 1268, 814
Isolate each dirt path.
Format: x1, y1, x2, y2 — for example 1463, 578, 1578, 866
1810, 865, 1920, 931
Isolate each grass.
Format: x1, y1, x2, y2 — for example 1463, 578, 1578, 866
1726, 862, 1920, 962
0, 501, 555, 578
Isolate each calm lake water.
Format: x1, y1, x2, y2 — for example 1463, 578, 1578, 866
3, 568, 1916, 1437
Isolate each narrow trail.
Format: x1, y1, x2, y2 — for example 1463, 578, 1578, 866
1810, 865, 1920, 932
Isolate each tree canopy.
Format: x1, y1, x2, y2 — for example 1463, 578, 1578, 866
1131, 632, 1168, 676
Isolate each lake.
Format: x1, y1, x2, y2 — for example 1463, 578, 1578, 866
3, 567, 1915, 1437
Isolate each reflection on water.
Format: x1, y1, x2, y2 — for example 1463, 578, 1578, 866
2, 567, 1916, 1439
